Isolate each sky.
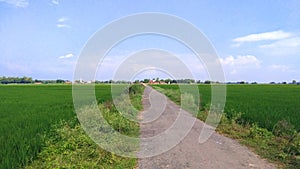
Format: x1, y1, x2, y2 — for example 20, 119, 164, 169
0, 0, 300, 83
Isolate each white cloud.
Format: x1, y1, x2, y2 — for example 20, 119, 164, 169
59, 53, 74, 59
56, 24, 71, 28
233, 30, 292, 43
51, 0, 59, 5
0, 0, 29, 8
219, 55, 262, 80
220, 55, 261, 67
268, 64, 290, 72
258, 36, 300, 56
218, 55, 298, 82
57, 17, 68, 22
56, 17, 71, 28
259, 37, 300, 48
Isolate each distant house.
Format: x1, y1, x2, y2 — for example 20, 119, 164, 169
148, 80, 159, 84
148, 80, 166, 84
65, 81, 71, 84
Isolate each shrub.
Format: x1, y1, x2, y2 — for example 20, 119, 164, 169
249, 123, 273, 139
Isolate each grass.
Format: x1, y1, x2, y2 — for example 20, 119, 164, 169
152, 84, 300, 168
26, 120, 137, 169
0, 84, 143, 169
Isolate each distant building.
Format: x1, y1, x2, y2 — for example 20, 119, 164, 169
65, 81, 71, 84
148, 80, 166, 84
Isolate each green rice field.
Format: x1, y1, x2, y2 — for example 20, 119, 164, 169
0, 84, 113, 168
0, 84, 299, 168
153, 84, 300, 131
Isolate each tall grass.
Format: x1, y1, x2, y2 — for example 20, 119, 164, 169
26, 119, 138, 169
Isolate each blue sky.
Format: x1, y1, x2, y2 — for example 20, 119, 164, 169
0, 0, 300, 82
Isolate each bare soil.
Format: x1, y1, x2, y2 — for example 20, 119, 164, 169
138, 86, 276, 169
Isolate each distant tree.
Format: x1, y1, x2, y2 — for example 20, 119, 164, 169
187, 79, 193, 84
282, 82, 287, 84
204, 80, 211, 84
25, 77, 33, 83
164, 78, 171, 84
0, 76, 33, 84
44, 80, 56, 84
34, 79, 42, 83
292, 80, 297, 84
143, 79, 150, 83
56, 79, 65, 83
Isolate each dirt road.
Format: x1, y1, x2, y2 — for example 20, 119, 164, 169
138, 86, 276, 169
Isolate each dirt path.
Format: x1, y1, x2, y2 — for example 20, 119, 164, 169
138, 86, 276, 169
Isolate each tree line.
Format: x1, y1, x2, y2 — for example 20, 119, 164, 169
1, 76, 298, 85
0, 76, 34, 84
0, 76, 69, 84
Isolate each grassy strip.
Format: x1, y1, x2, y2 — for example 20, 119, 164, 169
26, 120, 137, 169
27, 84, 144, 169
151, 85, 300, 168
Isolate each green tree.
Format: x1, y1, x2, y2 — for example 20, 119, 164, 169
56, 79, 65, 83
164, 78, 171, 84
143, 79, 150, 83
204, 80, 211, 84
